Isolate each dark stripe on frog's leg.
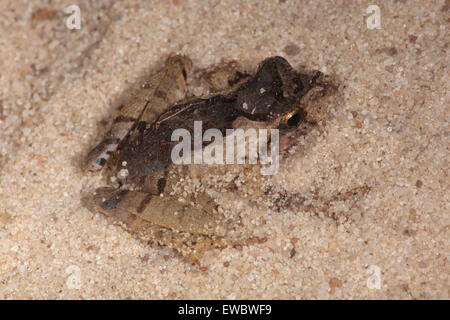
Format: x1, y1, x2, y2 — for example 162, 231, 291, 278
99, 189, 130, 210
157, 173, 167, 194
86, 133, 128, 171
137, 194, 152, 214
113, 115, 138, 123
96, 158, 107, 167
154, 89, 167, 99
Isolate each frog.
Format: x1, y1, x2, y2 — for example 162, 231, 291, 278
84, 55, 329, 265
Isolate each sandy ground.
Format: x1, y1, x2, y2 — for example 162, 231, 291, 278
0, 0, 448, 299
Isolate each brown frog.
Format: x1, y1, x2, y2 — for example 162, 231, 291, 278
84, 55, 329, 264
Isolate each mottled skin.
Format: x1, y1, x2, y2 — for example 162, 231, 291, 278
118, 57, 320, 186
84, 56, 326, 265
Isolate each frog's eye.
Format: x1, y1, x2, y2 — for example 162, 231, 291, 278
283, 108, 306, 128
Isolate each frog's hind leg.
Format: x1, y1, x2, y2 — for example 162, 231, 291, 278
91, 187, 229, 238
87, 187, 266, 266
88, 187, 231, 265
85, 54, 192, 171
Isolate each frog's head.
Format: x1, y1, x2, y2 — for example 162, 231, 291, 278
234, 56, 321, 129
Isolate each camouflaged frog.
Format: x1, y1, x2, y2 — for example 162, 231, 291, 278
84, 55, 326, 264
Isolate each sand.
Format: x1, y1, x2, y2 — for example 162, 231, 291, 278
0, 0, 448, 299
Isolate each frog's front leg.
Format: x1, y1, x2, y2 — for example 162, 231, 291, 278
91, 187, 229, 237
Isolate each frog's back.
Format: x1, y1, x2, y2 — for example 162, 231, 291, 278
117, 96, 237, 183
